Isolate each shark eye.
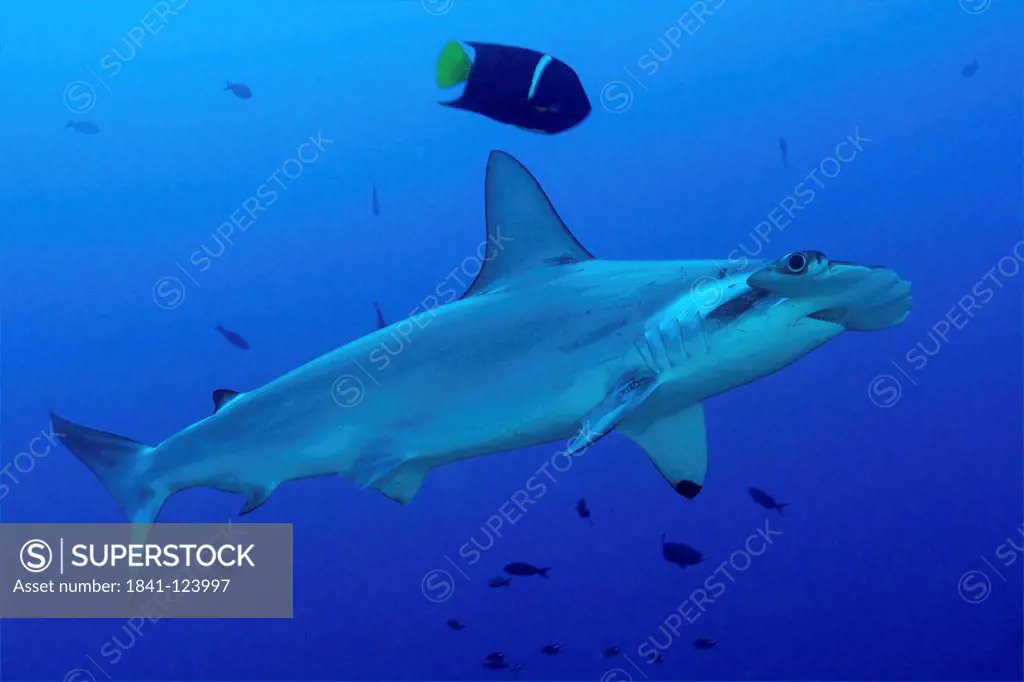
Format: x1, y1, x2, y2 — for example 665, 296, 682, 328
785, 253, 808, 274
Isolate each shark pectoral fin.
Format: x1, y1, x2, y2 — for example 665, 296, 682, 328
238, 484, 277, 515
461, 151, 595, 299
618, 403, 708, 500
566, 373, 660, 455
212, 389, 241, 413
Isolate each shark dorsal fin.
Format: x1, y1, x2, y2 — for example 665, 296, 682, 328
212, 389, 241, 413
461, 151, 594, 299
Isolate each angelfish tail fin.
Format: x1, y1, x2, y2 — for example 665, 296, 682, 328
50, 411, 170, 536
436, 40, 472, 88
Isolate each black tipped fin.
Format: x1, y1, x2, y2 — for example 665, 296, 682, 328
619, 403, 708, 500
675, 480, 703, 500
213, 389, 241, 413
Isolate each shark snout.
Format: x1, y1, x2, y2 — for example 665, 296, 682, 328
811, 267, 912, 331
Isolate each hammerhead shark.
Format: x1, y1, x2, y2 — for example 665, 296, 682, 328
52, 151, 911, 543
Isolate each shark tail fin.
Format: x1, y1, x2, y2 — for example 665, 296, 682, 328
776, 503, 789, 516
50, 412, 169, 536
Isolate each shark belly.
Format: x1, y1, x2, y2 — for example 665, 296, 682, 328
154, 278, 659, 496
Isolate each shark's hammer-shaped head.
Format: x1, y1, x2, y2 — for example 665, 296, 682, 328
748, 250, 912, 332
715, 249, 911, 376
689, 250, 911, 398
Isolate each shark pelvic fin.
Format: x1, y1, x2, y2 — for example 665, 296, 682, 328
461, 151, 594, 299
239, 484, 277, 515
375, 462, 429, 504
346, 448, 429, 504
212, 389, 241, 413
618, 402, 708, 500
565, 373, 660, 455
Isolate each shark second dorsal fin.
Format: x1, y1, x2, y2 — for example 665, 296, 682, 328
461, 151, 594, 299
212, 389, 241, 413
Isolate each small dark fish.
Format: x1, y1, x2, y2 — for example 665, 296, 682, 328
215, 322, 250, 350
436, 40, 591, 134
224, 80, 252, 99
540, 644, 563, 656
504, 562, 550, 578
576, 498, 592, 523
693, 638, 718, 650
445, 618, 465, 630
962, 58, 979, 78
66, 121, 99, 134
601, 646, 620, 658
372, 183, 380, 216
483, 660, 522, 671
748, 487, 789, 515
373, 300, 387, 330
661, 534, 704, 567
652, 651, 664, 664
485, 652, 505, 663
779, 136, 789, 168
488, 576, 511, 588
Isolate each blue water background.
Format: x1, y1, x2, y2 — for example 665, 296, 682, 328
1, 1, 1022, 680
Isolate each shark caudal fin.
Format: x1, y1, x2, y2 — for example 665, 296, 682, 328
50, 412, 169, 543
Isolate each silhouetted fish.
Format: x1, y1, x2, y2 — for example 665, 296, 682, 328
661, 534, 704, 567
779, 136, 788, 168
748, 487, 788, 515
576, 497, 592, 523
215, 323, 250, 350
372, 183, 380, 216
485, 652, 505, 663
446, 618, 465, 630
504, 562, 550, 578
488, 576, 511, 588
66, 121, 99, 134
373, 300, 387, 330
601, 646, 620, 658
962, 58, 979, 77
483, 659, 521, 671
693, 638, 718, 650
436, 40, 591, 134
540, 644, 563, 656
225, 81, 252, 99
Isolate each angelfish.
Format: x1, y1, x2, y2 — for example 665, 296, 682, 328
436, 40, 591, 134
